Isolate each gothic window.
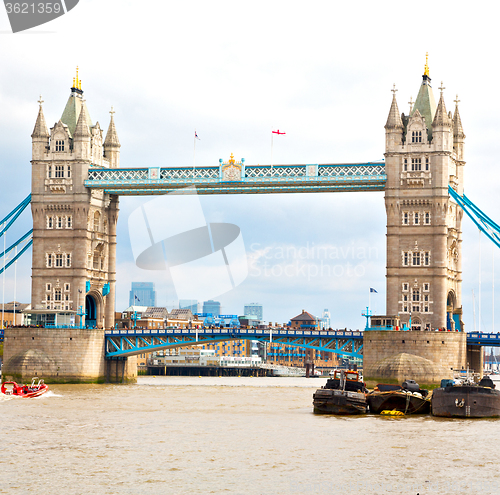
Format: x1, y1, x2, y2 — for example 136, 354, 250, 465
93, 211, 100, 232
424, 295, 429, 302
403, 283, 409, 291
46, 283, 51, 291
412, 131, 422, 143
403, 295, 408, 302
47, 216, 53, 229
64, 283, 70, 291
424, 251, 430, 266
55, 289, 62, 301
66, 254, 71, 267
425, 157, 429, 171
403, 305, 408, 312
425, 212, 430, 225
423, 283, 429, 291
411, 158, 422, 171
403, 252, 409, 266
55, 254, 63, 267
57, 216, 63, 229
55, 140, 65, 152
47, 254, 53, 267
412, 289, 420, 302
55, 165, 64, 178
47, 294, 51, 301
87, 254, 92, 269
403, 159, 408, 172
414, 212, 420, 225
66, 216, 72, 229
412, 252, 420, 266
424, 306, 429, 312
403, 212, 409, 225
48, 165, 52, 178
67, 166, 71, 178
413, 305, 420, 312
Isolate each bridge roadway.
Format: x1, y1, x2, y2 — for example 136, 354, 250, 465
104, 328, 500, 361
85, 162, 386, 195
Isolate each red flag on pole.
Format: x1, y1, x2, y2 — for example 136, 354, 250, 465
272, 129, 286, 135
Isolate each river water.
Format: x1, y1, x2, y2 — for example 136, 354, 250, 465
1, 376, 500, 495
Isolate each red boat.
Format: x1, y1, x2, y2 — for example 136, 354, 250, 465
1, 378, 48, 398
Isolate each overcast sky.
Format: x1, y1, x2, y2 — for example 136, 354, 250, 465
0, 1, 499, 330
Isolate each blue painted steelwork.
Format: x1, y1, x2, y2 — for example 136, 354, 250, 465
466, 333, 500, 346
84, 162, 386, 196
105, 328, 363, 359
0, 230, 33, 275
449, 186, 500, 249
0, 194, 31, 237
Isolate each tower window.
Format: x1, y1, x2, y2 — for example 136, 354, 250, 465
403, 283, 409, 291
423, 283, 429, 291
47, 165, 52, 178
403, 252, 409, 266
55, 289, 62, 301
424, 251, 430, 266
55, 165, 64, 178
414, 212, 420, 225
55, 254, 63, 267
47, 254, 53, 267
66, 216, 72, 229
47, 216, 53, 229
412, 131, 422, 143
66, 254, 71, 267
413, 289, 420, 302
57, 216, 63, 229
46, 283, 51, 291
403, 159, 408, 172
425, 157, 429, 171
411, 158, 422, 171
425, 212, 430, 225
403, 212, 409, 225
64, 283, 70, 291
55, 140, 65, 152
67, 166, 71, 178
412, 252, 420, 266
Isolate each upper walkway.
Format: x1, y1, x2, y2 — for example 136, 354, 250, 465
84, 161, 386, 195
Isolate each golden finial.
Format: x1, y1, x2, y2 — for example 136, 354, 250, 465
74, 66, 82, 90
38, 95, 44, 107
229, 153, 235, 164
424, 52, 430, 76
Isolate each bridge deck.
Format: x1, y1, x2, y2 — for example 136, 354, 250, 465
85, 162, 386, 195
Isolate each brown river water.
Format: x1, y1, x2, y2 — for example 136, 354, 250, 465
1, 376, 499, 495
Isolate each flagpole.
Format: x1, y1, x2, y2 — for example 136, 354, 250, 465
271, 130, 274, 169
193, 129, 196, 171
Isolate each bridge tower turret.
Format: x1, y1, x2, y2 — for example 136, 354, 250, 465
384, 56, 465, 332
30, 70, 119, 329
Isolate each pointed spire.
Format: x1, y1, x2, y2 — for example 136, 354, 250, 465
104, 107, 120, 147
385, 85, 403, 129
73, 101, 91, 139
433, 90, 452, 127
31, 96, 49, 138
453, 95, 465, 138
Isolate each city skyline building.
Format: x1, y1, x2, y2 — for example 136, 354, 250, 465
179, 299, 199, 315
319, 309, 331, 330
129, 282, 157, 308
203, 300, 221, 315
244, 303, 263, 321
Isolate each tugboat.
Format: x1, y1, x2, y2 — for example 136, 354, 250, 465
313, 369, 367, 415
366, 380, 431, 415
1, 378, 49, 398
432, 371, 500, 418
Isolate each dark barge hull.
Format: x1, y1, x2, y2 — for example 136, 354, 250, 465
313, 389, 367, 415
367, 391, 431, 414
431, 386, 500, 418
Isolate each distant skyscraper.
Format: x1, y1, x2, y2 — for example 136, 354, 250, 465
179, 299, 199, 314
244, 303, 263, 321
320, 309, 331, 330
203, 300, 221, 315
129, 282, 157, 307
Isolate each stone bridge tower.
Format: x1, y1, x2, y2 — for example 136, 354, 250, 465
30, 71, 120, 328
384, 57, 465, 332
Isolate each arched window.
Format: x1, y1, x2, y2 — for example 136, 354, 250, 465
93, 211, 100, 232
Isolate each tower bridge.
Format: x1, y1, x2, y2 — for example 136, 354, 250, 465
3, 60, 500, 383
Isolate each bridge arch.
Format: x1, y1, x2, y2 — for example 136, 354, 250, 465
85, 290, 105, 328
